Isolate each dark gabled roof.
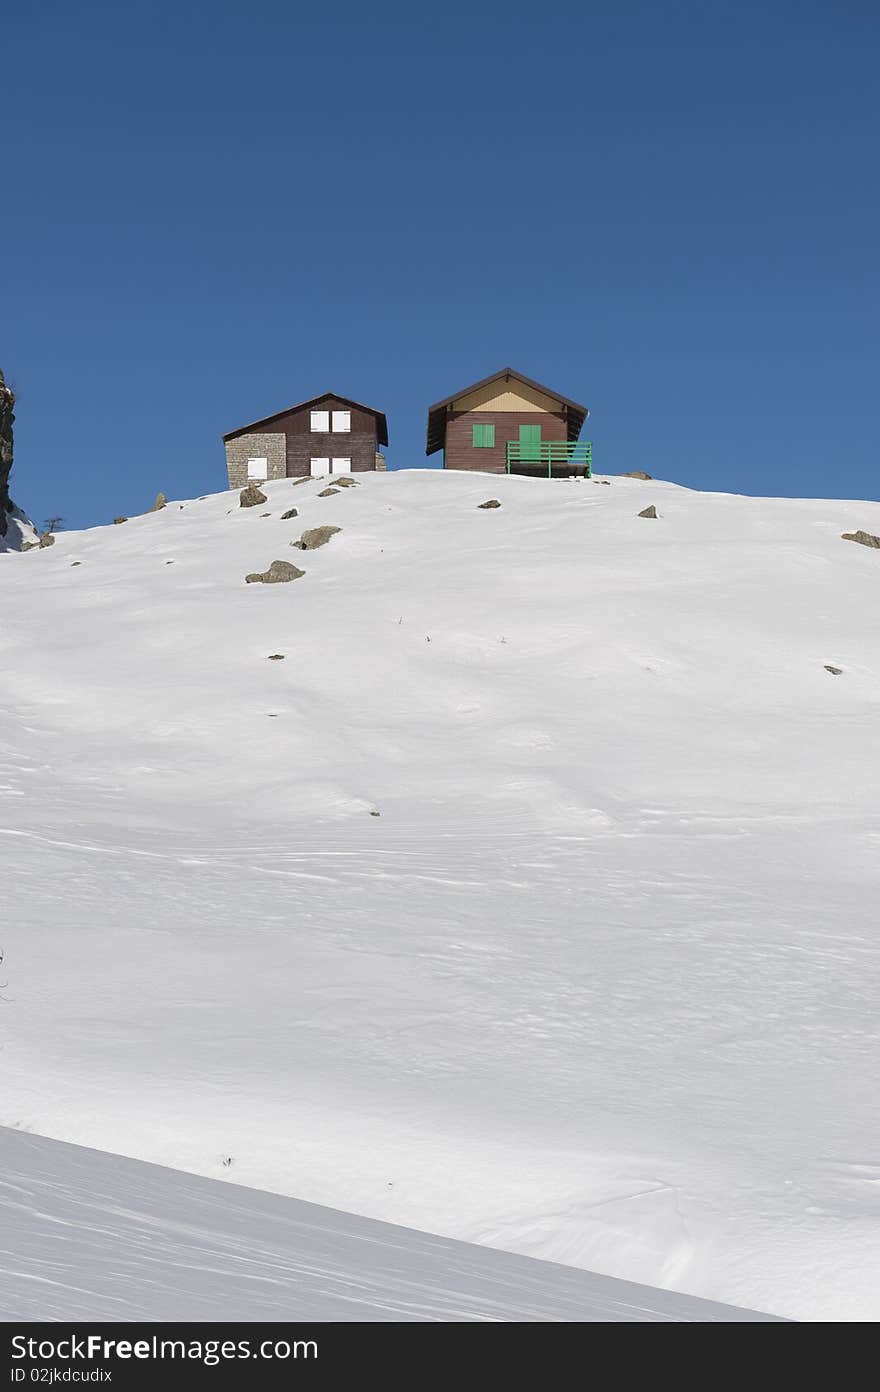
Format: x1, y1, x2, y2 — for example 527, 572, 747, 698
425, 367, 589, 456
223, 392, 388, 446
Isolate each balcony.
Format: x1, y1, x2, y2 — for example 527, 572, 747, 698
505, 440, 592, 477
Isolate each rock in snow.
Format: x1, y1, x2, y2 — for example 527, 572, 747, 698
245, 559, 305, 584
841, 529, 880, 549
478, 499, 502, 509
638, 505, 658, 518
239, 485, 267, 508
292, 525, 342, 551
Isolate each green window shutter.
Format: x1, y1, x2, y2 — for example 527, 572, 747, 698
518, 423, 542, 460
472, 423, 495, 448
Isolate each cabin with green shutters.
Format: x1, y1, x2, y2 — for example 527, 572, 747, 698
425, 368, 591, 477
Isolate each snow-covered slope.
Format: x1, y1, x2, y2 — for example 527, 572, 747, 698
0, 507, 37, 553
0, 1127, 780, 1321
1, 469, 878, 1322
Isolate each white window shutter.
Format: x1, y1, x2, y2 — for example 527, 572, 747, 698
247, 457, 268, 480
331, 458, 352, 474
331, 410, 351, 433
310, 410, 330, 432
310, 457, 329, 477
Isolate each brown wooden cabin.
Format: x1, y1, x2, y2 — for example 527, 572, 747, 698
425, 368, 590, 477
223, 392, 388, 489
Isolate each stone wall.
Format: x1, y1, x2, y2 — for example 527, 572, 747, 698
0, 371, 14, 535
224, 432, 286, 490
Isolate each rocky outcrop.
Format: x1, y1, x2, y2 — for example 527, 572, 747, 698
841, 530, 880, 549
478, 499, 501, 509
292, 525, 341, 551
151, 493, 167, 511
240, 486, 267, 508
621, 471, 653, 480
638, 505, 658, 518
317, 487, 340, 497
245, 560, 305, 584
281, 508, 299, 520
0, 371, 15, 535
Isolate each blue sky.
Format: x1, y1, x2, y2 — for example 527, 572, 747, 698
3, 0, 877, 530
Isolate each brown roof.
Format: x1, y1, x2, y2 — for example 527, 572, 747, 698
223, 392, 388, 447
425, 367, 589, 456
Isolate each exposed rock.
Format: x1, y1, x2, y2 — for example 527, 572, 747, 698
291, 476, 311, 486
71, 561, 82, 567
245, 560, 305, 584
824, 665, 843, 676
267, 653, 286, 661
151, 492, 167, 511
638, 505, 658, 519
332, 476, 359, 488
596, 479, 611, 485
281, 508, 299, 520
38, 533, 56, 547
369, 810, 381, 817
841, 529, 880, 549
113, 517, 127, 525
621, 470, 653, 480
317, 487, 340, 497
239, 485, 267, 508
292, 525, 342, 551
0, 371, 14, 534
478, 499, 501, 509
21, 541, 38, 551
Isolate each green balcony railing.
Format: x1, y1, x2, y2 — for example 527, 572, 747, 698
506, 440, 592, 477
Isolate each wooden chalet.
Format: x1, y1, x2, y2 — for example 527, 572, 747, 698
425, 368, 591, 476
223, 392, 388, 489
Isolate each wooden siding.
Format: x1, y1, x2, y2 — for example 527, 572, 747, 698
247, 397, 381, 477
443, 410, 567, 473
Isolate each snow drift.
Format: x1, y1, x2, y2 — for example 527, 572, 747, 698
0, 1127, 780, 1321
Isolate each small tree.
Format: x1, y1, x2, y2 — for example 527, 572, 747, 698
42, 516, 65, 535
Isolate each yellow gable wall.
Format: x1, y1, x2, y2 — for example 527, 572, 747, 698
453, 379, 561, 413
